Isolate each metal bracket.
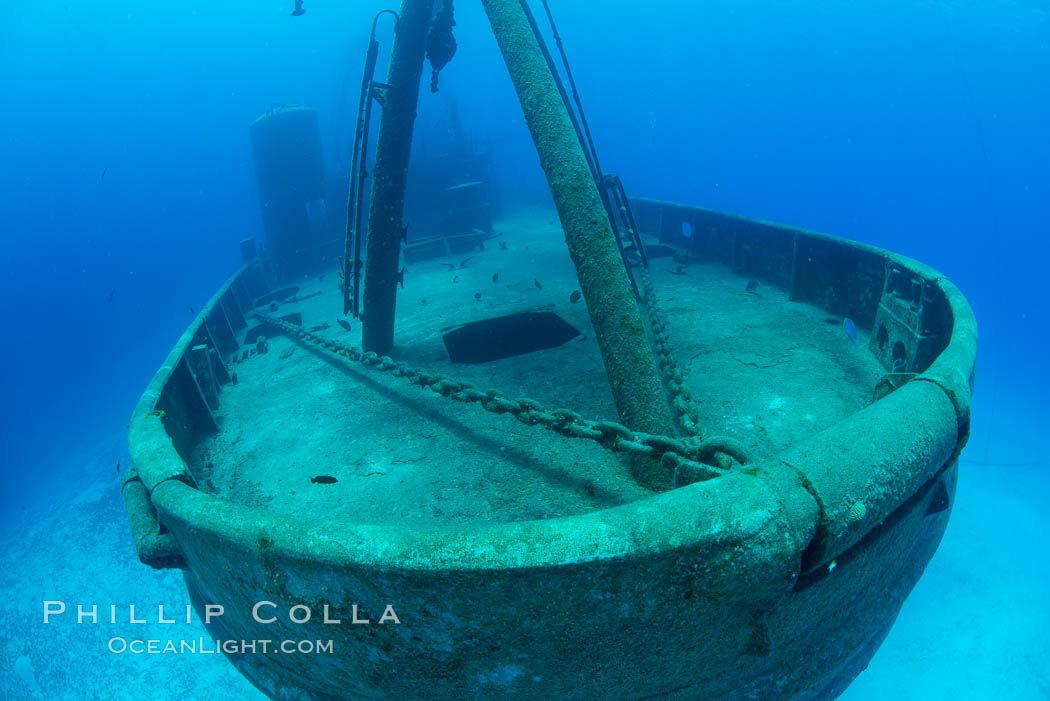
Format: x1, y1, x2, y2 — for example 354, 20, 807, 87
873, 372, 917, 403
371, 81, 390, 106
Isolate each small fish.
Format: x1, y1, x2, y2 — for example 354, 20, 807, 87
492, 273, 499, 282
116, 459, 120, 474
547, 220, 554, 225
337, 319, 352, 332
421, 299, 427, 306
100, 167, 108, 182
569, 290, 582, 304
291, 0, 306, 16
498, 241, 508, 250
745, 279, 760, 294
534, 279, 543, 290
310, 475, 338, 484
189, 306, 195, 315
474, 292, 481, 300
843, 318, 858, 349
459, 257, 472, 268
452, 275, 459, 283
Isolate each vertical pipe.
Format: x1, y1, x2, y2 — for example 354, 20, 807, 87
361, 0, 434, 354
480, 0, 677, 488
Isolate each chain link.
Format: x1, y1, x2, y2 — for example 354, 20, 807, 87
639, 267, 703, 436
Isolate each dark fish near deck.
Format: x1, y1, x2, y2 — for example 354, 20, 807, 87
843, 318, 858, 349
311, 475, 338, 484
534, 279, 543, 290
492, 273, 499, 282
474, 292, 481, 300
443, 257, 473, 271
569, 290, 582, 304
337, 319, 352, 332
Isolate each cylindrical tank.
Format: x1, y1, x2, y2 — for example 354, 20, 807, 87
249, 105, 330, 277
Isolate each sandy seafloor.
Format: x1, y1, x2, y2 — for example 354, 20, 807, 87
0, 359, 1046, 700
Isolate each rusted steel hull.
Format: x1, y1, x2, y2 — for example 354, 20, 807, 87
124, 199, 975, 700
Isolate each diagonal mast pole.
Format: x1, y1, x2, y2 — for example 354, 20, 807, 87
480, 0, 678, 488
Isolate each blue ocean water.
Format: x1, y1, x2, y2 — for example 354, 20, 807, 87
1, 1, 1047, 698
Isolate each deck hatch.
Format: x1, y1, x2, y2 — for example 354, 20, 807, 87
442, 311, 580, 363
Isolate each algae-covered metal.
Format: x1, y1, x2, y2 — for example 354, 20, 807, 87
124, 199, 975, 700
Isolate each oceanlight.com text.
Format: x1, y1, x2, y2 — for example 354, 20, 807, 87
108, 637, 335, 655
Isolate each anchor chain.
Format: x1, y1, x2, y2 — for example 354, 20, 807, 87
253, 313, 735, 488
636, 267, 752, 469
639, 266, 703, 437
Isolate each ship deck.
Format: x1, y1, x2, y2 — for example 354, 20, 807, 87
190, 209, 884, 527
